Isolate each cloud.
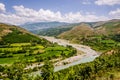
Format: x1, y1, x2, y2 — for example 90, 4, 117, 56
109, 8, 120, 18
13, 5, 63, 22
0, 3, 6, 12
82, 0, 91, 5
95, 0, 120, 5
0, 13, 29, 25
62, 12, 108, 23
0, 5, 109, 25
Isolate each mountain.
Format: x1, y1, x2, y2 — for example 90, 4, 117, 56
95, 19, 120, 35
27, 19, 119, 37
58, 23, 95, 42
58, 19, 120, 51
36, 23, 79, 36
0, 23, 48, 44
20, 22, 70, 31
58, 19, 120, 40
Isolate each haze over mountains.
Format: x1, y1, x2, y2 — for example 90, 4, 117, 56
59, 19, 120, 37
20, 19, 120, 37
20, 22, 70, 31
19, 19, 120, 52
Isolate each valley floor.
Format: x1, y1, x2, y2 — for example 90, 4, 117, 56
40, 36, 101, 71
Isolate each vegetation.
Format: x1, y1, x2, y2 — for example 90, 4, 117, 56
58, 20, 120, 52
0, 23, 50, 45
0, 20, 120, 80
0, 48, 119, 80
37, 27, 72, 36
0, 23, 77, 80
0, 42, 76, 65
21, 22, 69, 31
36, 24, 79, 36
53, 48, 120, 80
2, 29, 41, 43
0, 24, 76, 63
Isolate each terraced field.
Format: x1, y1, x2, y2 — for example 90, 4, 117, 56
0, 42, 76, 65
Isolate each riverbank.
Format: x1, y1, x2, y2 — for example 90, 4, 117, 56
41, 36, 100, 71
27, 36, 100, 71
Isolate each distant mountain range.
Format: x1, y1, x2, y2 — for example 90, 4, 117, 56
19, 19, 120, 37
20, 22, 70, 31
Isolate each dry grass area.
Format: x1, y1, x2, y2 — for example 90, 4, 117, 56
58, 23, 95, 41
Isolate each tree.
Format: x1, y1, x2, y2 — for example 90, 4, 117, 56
5, 63, 25, 80
0, 65, 5, 72
41, 61, 54, 80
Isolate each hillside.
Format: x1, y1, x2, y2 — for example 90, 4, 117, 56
59, 19, 120, 38
58, 19, 120, 51
95, 20, 120, 35
0, 23, 49, 44
58, 23, 95, 43
37, 23, 79, 36
0, 23, 77, 63
28, 19, 120, 37
20, 22, 69, 31
54, 48, 120, 80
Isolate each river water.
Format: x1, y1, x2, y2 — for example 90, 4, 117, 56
30, 36, 101, 76
41, 36, 100, 72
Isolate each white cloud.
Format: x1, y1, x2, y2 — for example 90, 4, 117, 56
0, 13, 29, 25
0, 5, 109, 25
95, 0, 120, 5
82, 0, 91, 5
109, 8, 120, 18
13, 5, 63, 22
0, 3, 6, 12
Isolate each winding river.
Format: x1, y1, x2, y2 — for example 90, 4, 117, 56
41, 36, 100, 72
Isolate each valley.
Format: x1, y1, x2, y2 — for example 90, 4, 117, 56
41, 36, 100, 66
27, 36, 100, 73
0, 0, 120, 80
0, 19, 120, 80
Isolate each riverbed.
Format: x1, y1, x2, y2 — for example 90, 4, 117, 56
41, 36, 100, 72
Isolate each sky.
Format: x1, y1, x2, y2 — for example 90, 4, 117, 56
0, 0, 120, 25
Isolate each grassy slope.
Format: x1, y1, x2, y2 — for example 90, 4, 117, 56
0, 23, 49, 44
58, 20, 120, 51
0, 23, 77, 65
58, 23, 95, 42
59, 20, 120, 40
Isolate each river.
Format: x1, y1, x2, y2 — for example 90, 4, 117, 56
41, 36, 100, 72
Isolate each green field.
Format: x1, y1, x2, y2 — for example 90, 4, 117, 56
0, 43, 76, 65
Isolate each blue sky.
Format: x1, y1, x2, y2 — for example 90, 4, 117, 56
0, 0, 120, 25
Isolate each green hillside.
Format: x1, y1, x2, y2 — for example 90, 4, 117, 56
0, 23, 49, 44
0, 23, 77, 80
58, 19, 120, 52
53, 48, 120, 80
0, 23, 77, 63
